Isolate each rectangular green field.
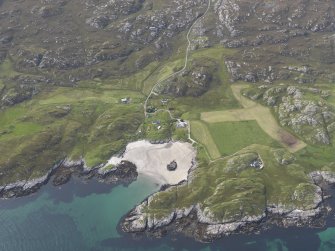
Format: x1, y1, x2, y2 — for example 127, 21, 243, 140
207, 120, 280, 156
190, 120, 221, 160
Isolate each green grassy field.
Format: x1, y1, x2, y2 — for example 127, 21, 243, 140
190, 120, 221, 159
38, 88, 144, 105
201, 84, 307, 152
295, 145, 335, 170
208, 120, 280, 156
143, 110, 173, 141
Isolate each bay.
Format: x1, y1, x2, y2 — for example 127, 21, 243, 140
0, 176, 334, 251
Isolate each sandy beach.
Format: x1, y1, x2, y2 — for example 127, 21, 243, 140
105, 141, 196, 185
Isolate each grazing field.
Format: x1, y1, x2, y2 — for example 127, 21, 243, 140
39, 88, 144, 105
190, 120, 221, 159
201, 84, 307, 153
208, 120, 280, 156
201, 108, 254, 123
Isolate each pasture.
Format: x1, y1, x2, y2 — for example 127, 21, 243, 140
208, 120, 280, 156
190, 120, 221, 159
201, 84, 307, 153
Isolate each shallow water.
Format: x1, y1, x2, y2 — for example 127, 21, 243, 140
0, 176, 335, 251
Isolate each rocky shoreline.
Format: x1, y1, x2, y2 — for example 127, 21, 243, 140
1, 148, 335, 243
0, 158, 138, 199
121, 171, 335, 242
122, 208, 327, 243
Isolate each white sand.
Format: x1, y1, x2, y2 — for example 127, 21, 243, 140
105, 141, 196, 185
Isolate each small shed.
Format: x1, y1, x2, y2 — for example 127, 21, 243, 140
152, 120, 161, 125
161, 99, 169, 105
176, 119, 188, 128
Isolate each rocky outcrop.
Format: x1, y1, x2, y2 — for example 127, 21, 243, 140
266, 185, 323, 227
121, 183, 325, 242
277, 87, 334, 145
0, 0, 211, 109
225, 61, 276, 83
0, 0, 334, 109
122, 202, 324, 241
0, 158, 138, 198
0, 160, 64, 198
310, 171, 335, 186
97, 160, 138, 184
161, 58, 216, 97
120, 145, 333, 242
213, 0, 335, 85
243, 85, 335, 145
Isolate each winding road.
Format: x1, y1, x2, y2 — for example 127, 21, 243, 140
143, 0, 211, 118
143, 0, 211, 148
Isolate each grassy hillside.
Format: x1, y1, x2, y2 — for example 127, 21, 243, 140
0, 85, 145, 185
145, 145, 322, 220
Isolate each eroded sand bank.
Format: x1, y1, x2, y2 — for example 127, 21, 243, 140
105, 141, 196, 185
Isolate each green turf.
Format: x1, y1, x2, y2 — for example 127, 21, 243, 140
207, 120, 280, 156
145, 145, 318, 221
190, 120, 221, 159
295, 145, 335, 171
143, 111, 173, 141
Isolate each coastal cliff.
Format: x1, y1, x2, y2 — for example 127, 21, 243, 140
0, 158, 137, 198
121, 146, 335, 242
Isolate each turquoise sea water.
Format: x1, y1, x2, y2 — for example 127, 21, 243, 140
0, 176, 334, 251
